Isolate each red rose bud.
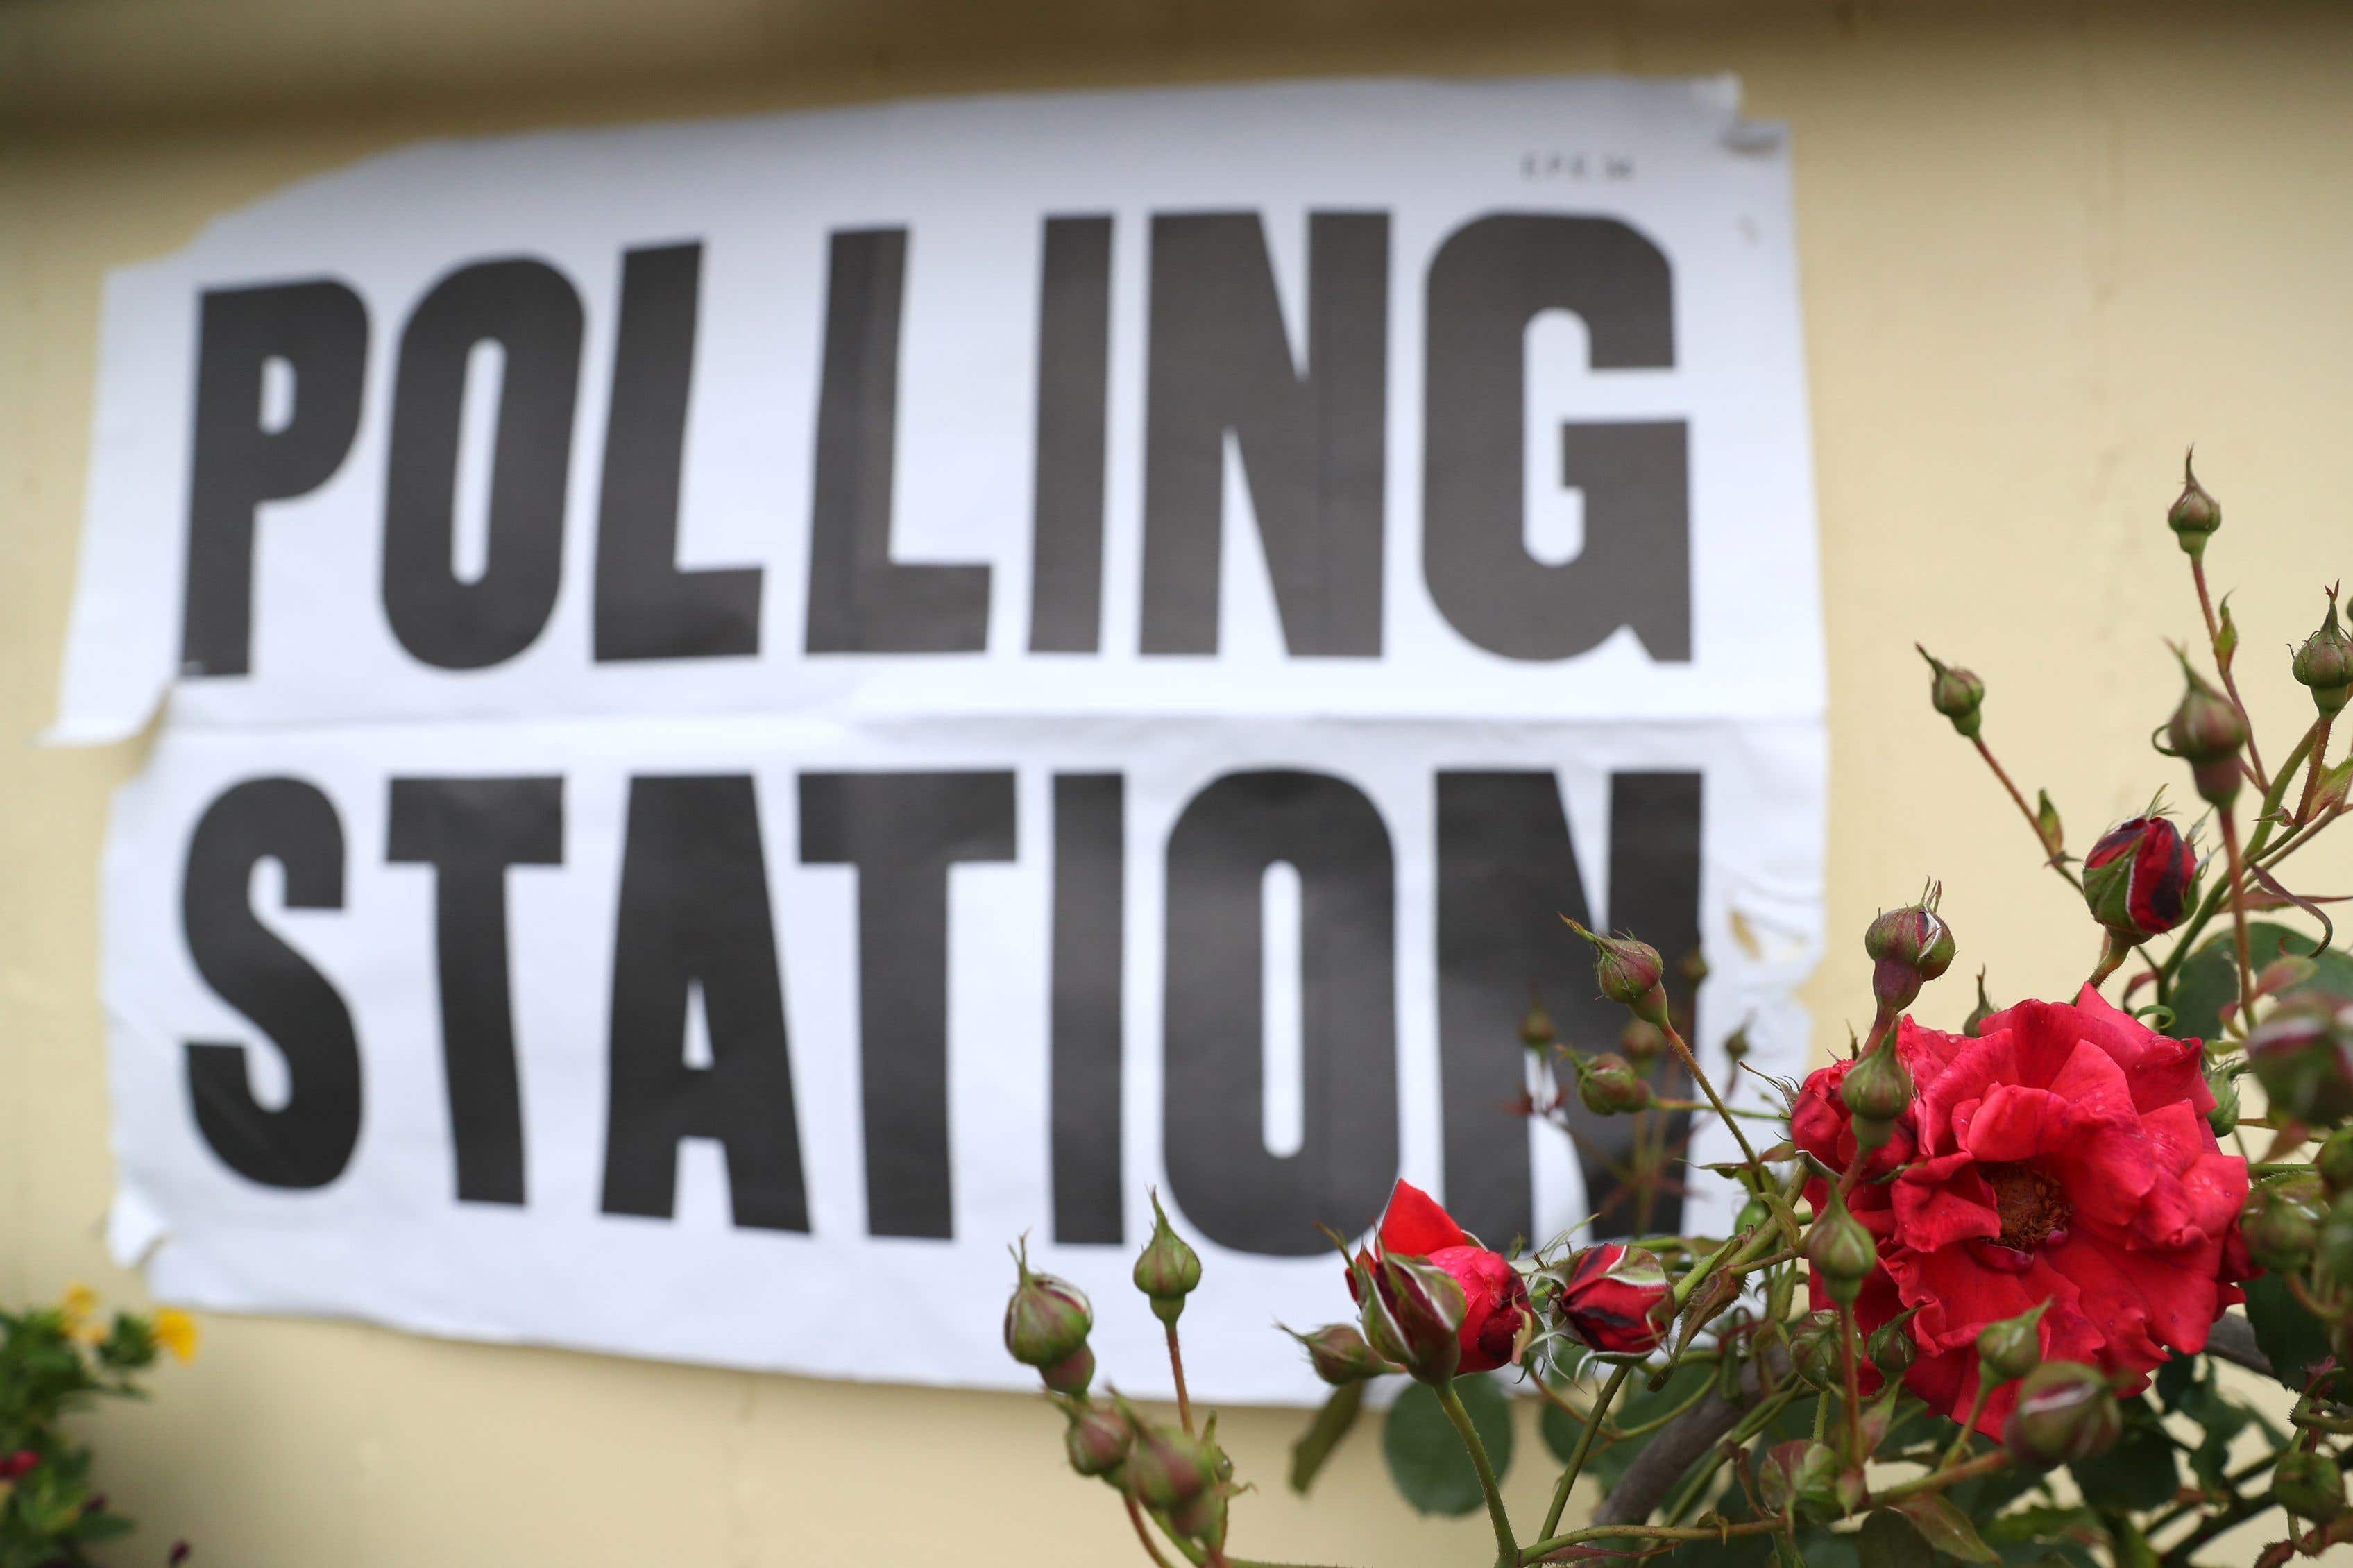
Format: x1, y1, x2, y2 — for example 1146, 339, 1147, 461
1003, 1241, 1092, 1370
1806, 1186, 1876, 1306
1563, 920, 1668, 1025
1040, 1343, 1095, 1396
1579, 1053, 1654, 1116
2248, 991, 2353, 1127
1121, 1410, 1214, 1511
2082, 815, 2198, 939
1063, 1399, 1132, 1478
2167, 450, 2222, 556
1133, 1191, 1203, 1325
1758, 1440, 1841, 1523
1864, 890, 1957, 1012
2002, 1361, 2121, 1469
1975, 1300, 2048, 1384
1553, 1243, 1672, 1355
1285, 1322, 1391, 1386
1917, 646, 1986, 739
1362, 1252, 1467, 1383
2165, 654, 2248, 806
1618, 1017, 1666, 1063
2316, 1125, 2353, 1196
2275, 1446, 2347, 1524
2293, 587, 2353, 715
0, 1449, 35, 1481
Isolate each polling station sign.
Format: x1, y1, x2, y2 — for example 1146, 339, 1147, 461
56, 77, 1824, 1401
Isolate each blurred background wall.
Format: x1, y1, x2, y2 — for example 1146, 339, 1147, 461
3, 2, 2350, 1563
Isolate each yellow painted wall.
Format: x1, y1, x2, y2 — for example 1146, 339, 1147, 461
4, 3, 2351, 1563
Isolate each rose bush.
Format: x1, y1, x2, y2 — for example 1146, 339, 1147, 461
1795, 987, 2250, 1433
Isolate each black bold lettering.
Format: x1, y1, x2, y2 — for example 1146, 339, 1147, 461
601, 776, 808, 1231
1141, 213, 1388, 656
1048, 773, 1123, 1243
805, 230, 991, 653
180, 777, 361, 1188
1434, 769, 1703, 1242
1424, 215, 1688, 661
799, 771, 1017, 1239
386, 776, 563, 1206
1028, 217, 1114, 654
1162, 770, 1396, 1254
594, 244, 763, 661
382, 259, 582, 669
182, 281, 368, 677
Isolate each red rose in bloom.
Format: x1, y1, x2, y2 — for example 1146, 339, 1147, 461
1347, 1180, 1534, 1374
1555, 1243, 1674, 1354
1795, 987, 2248, 1435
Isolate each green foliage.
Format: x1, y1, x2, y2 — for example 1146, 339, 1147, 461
1287, 1382, 1361, 1497
2242, 1270, 2331, 1391
0, 1293, 187, 1568
1381, 1374, 1513, 1518
2066, 1395, 2179, 1512
2168, 923, 2353, 1042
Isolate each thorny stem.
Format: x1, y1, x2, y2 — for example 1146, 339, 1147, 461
1544, 1361, 1636, 1539
1971, 735, 2082, 889
1437, 1378, 1518, 1567
1835, 1301, 1864, 1465
2193, 556, 2269, 791
2217, 804, 2257, 1033
1659, 1017, 1762, 1170
1125, 1492, 1182, 1568
2294, 713, 2336, 826
1165, 1322, 1195, 1435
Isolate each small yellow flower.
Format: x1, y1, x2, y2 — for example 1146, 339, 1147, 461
153, 1308, 200, 1364
59, 1284, 98, 1325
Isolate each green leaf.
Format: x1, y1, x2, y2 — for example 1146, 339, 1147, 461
2243, 1274, 2330, 1390
2168, 923, 2353, 1041
74, 1509, 135, 1542
1288, 1381, 1364, 1496
2153, 1352, 2196, 1413
1381, 1374, 1514, 1517
1858, 1510, 1936, 1568
1538, 1359, 1715, 1495
1890, 1494, 1999, 1562
2066, 1397, 2178, 1511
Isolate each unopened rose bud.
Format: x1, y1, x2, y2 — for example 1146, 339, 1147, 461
2167, 451, 2221, 556
2247, 991, 2353, 1127
2293, 588, 2353, 715
2317, 1191, 2353, 1288
1917, 646, 1986, 740
1868, 1307, 1921, 1379
2273, 1446, 2347, 1524
1552, 1243, 1672, 1356
1964, 969, 2000, 1038
1358, 1252, 1466, 1385
2082, 815, 2198, 940
1724, 1021, 1753, 1063
1758, 1440, 1841, 1523
2242, 1179, 2325, 1273
1120, 1406, 1214, 1510
1518, 1000, 1556, 1050
1678, 949, 1710, 987
1806, 1187, 1877, 1306
1864, 889, 1957, 1012
1618, 1018, 1666, 1064
1976, 1301, 2048, 1384
1840, 1046, 1913, 1127
1787, 1311, 1841, 1390
2317, 1126, 2353, 1196
2165, 654, 2248, 806
1167, 1484, 1230, 1546
2035, 790, 2064, 861
2206, 1062, 2242, 1137
1284, 1322, 1391, 1386
2003, 1362, 2121, 1469
1041, 1343, 1096, 1396
1564, 921, 1669, 1025
1579, 1053, 1654, 1116
1063, 1399, 1131, 1478
1004, 1241, 1093, 1370
1133, 1192, 1203, 1325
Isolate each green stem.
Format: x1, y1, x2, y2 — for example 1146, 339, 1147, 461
1938, 1379, 1994, 1470
1874, 1450, 2012, 1504
1517, 1517, 1783, 1562
1125, 1492, 1183, 1568
1971, 735, 2082, 890
1659, 1017, 1762, 1170
1437, 1378, 1518, 1567
2218, 804, 2257, 1032
1165, 1322, 1195, 1435
2193, 557, 2269, 791
2157, 722, 2318, 996
2294, 713, 2336, 826
1663, 1388, 1800, 1525
1543, 1361, 1635, 1538
1835, 1302, 1864, 1465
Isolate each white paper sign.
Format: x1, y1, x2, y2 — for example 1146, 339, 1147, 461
59, 76, 1824, 1401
